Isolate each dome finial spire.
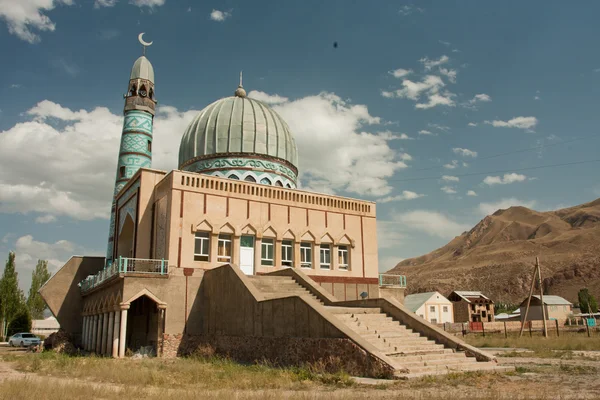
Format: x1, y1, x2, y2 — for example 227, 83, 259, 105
138, 33, 153, 56
235, 70, 246, 98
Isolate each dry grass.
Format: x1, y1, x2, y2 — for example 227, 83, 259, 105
464, 332, 600, 353
7, 352, 354, 390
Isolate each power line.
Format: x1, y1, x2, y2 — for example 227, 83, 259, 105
411, 133, 599, 172
385, 158, 600, 183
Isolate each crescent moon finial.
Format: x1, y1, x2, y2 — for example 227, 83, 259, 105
138, 32, 153, 56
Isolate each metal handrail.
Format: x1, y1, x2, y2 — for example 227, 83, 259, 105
378, 273, 407, 288
79, 257, 168, 293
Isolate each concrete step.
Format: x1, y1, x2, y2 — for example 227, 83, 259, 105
391, 357, 478, 369
396, 363, 514, 379
339, 314, 394, 322
345, 323, 414, 332
387, 352, 465, 363
324, 306, 382, 314
373, 344, 444, 353
386, 348, 455, 357
357, 330, 425, 338
247, 275, 294, 282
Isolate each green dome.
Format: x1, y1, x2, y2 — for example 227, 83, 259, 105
178, 93, 299, 182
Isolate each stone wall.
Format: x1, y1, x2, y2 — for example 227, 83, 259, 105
162, 333, 394, 378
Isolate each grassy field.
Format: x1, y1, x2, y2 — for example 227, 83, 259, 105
464, 332, 600, 353
2, 349, 600, 399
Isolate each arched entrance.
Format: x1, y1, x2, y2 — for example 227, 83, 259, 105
125, 294, 164, 356
117, 214, 135, 258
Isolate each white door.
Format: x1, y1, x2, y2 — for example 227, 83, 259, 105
239, 235, 254, 275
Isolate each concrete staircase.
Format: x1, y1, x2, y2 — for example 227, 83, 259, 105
248, 274, 512, 379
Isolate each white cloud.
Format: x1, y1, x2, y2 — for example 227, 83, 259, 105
10, 84, 21, 88
441, 186, 457, 194
94, 0, 117, 7
376, 131, 413, 141
452, 147, 478, 158
467, 190, 477, 196
0, 0, 73, 43
390, 68, 412, 78
470, 93, 492, 103
420, 55, 449, 70
248, 90, 289, 105
439, 40, 451, 46
210, 9, 231, 21
0, 100, 197, 221
35, 214, 57, 224
443, 160, 458, 169
478, 198, 537, 216
382, 72, 455, 109
484, 116, 538, 131
393, 210, 469, 239
416, 92, 455, 109
51, 58, 79, 76
130, 0, 165, 7
428, 123, 450, 132
534, 96, 540, 100
377, 221, 406, 249
483, 173, 527, 185
398, 5, 424, 16
12, 234, 101, 292
419, 129, 434, 135
441, 175, 459, 182
439, 67, 457, 83
468, 122, 477, 127
399, 153, 412, 161
274, 93, 406, 196
378, 190, 425, 203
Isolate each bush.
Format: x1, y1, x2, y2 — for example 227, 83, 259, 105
7, 308, 32, 338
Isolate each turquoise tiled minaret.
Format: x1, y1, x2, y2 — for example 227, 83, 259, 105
106, 42, 156, 265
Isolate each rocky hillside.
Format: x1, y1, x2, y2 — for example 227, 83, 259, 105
386, 198, 600, 304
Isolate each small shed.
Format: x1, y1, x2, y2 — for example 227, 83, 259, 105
31, 316, 60, 336
519, 295, 573, 323
448, 291, 495, 323
404, 291, 454, 324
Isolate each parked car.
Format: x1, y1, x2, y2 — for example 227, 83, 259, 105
8, 333, 41, 347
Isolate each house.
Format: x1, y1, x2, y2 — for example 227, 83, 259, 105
448, 291, 495, 323
495, 309, 521, 321
519, 295, 573, 323
404, 292, 454, 324
31, 316, 60, 336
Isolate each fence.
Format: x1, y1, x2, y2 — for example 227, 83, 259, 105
378, 274, 407, 288
79, 257, 168, 293
439, 317, 600, 337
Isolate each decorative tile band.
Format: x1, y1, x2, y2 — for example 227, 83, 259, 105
184, 156, 297, 186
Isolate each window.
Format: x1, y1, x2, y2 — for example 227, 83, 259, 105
282, 240, 293, 267
217, 234, 232, 263
338, 245, 349, 270
319, 244, 331, 269
261, 238, 274, 266
244, 175, 256, 183
430, 318, 437, 324
275, 181, 283, 187
260, 177, 271, 185
443, 306, 448, 313
194, 231, 210, 261
430, 306, 435, 313
119, 166, 126, 178
228, 174, 239, 180
300, 242, 312, 268
147, 140, 152, 152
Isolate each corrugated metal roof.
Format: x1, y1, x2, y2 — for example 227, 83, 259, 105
532, 295, 572, 305
452, 291, 490, 303
404, 292, 437, 312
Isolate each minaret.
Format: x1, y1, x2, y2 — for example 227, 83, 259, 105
106, 33, 156, 265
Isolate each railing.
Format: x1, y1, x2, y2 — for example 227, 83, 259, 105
79, 257, 168, 293
378, 273, 407, 288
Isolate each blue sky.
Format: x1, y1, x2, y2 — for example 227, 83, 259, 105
1, 0, 599, 291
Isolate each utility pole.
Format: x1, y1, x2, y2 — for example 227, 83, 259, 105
519, 257, 548, 338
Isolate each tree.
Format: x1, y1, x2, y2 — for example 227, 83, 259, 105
27, 260, 51, 319
7, 308, 31, 338
0, 252, 26, 340
578, 288, 599, 314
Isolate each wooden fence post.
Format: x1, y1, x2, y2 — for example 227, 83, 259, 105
585, 318, 591, 338
555, 319, 559, 337
529, 321, 532, 337
504, 321, 508, 338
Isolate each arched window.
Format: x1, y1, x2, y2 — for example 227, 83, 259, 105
244, 175, 256, 183
139, 85, 147, 97
286, 183, 292, 188
275, 181, 283, 187
228, 174, 240, 180
260, 177, 272, 185
129, 84, 137, 97
149, 88, 154, 100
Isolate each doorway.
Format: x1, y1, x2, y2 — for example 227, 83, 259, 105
239, 235, 255, 275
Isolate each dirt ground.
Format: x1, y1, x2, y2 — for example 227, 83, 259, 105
1, 344, 600, 400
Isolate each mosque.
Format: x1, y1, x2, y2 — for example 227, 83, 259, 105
40, 35, 508, 378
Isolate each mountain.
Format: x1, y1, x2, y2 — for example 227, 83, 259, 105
386, 198, 600, 305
